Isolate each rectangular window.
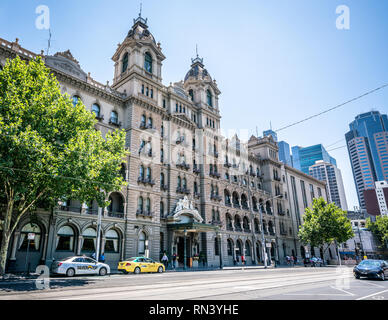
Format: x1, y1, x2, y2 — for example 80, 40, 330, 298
291, 176, 301, 226
300, 180, 308, 208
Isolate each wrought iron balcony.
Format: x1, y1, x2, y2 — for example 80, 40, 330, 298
176, 162, 190, 170
107, 211, 124, 219
209, 171, 221, 179
193, 167, 200, 174
138, 176, 155, 186
59, 205, 82, 213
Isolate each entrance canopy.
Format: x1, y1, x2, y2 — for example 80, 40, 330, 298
167, 196, 219, 232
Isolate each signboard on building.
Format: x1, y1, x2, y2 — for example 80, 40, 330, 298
27, 233, 35, 240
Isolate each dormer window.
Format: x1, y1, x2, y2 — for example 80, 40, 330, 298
144, 52, 153, 73
92, 104, 101, 118
207, 90, 213, 107
122, 52, 129, 73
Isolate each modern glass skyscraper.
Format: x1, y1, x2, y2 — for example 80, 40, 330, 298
291, 144, 337, 175
278, 141, 292, 166
345, 111, 388, 209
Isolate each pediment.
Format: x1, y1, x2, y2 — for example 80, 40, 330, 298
45, 52, 87, 81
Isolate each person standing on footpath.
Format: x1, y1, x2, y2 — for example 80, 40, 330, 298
161, 252, 169, 269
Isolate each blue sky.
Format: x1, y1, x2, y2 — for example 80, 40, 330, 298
1, 0, 387, 209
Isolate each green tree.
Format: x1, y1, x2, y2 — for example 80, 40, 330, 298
366, 215, 388, 248
0, 56, 128, 275
298, 198, 354, 256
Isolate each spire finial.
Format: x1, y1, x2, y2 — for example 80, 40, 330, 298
139, 2, 142, 17
196, 44, 198, 58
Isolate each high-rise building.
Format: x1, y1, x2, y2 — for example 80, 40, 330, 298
278, 141, 292, 166
364, 181, 388, 216
263, 129, 278, 142
309, 160, 348, 210
290, 144, 337, 175
345, 111, 388, 209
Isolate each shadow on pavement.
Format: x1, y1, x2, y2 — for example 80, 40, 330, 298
0, 276, 93, 293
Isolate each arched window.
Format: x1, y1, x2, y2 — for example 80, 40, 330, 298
144, 52, 153, 73
105, 229, 119, 253
146, 167, 151, 179
194, 181, 198, 193
140, 114, 146, 127
19, 223, 41, 251
207, 89, 213, 107
182, 177, 187, 189
56, 225, 75, 251
139, 165, 144, 179
245, 240, 251, 256
108, 192, 124, 214
146, 198, 151, 213
72, 95, 81, 108
81, 227, 97, 252
236, 240, 243, 257
92, 104, 100, 118
254, 219, 260, 233
138, 197, 144, 213
266, 201, 272, 215
110, 111, 118, 124
189, 89, 194, 101
122, 52, 129, 73
227, 239, 233, 256
160, 201, 164, 218
160, 173, 165, 187
147, 117, 153, 128
138, 231, 147, 255
177, 176, 181, 189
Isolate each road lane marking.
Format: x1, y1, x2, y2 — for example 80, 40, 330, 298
329, 286, 355, 296
356, 289, 388, 300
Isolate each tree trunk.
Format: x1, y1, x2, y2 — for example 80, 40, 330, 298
0, 232, 11, 276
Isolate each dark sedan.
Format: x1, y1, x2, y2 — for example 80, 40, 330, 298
353, 260, 388, 281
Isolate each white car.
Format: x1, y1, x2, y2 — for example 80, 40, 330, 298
51, 256, 110, 277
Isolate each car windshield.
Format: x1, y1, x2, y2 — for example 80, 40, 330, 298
61, 256, 78, 262
359, 260, 381, 267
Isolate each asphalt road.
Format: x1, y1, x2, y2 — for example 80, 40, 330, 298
1, 266, 388, 300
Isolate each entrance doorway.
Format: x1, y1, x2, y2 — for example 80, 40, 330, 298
177, 236, 191, 267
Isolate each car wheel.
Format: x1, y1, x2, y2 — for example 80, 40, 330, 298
66, 268, 75, 277
354, 273, 360, 279
99, 267, 107, 276
134, 267, 141, 274
158, 266, 164, 273
380, 272, 385, 281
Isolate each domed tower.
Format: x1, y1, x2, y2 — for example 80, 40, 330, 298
183, 53, 221, 130
111, 13, 165, 95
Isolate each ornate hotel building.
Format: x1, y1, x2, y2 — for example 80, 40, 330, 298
0, 15, 336, 272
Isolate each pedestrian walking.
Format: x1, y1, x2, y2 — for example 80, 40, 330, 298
290, 255, 294, 267
172, 253, 177, 269
99, 253, 105, 263
293, 255, 298, 266
241, 255, 245, 266
286, 255, 290, 266
161, 252, 169, 269
91, 252, 96, 260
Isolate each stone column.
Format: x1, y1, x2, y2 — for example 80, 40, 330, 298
9, 232, 20, 260
77, 236, 83, 255
41, 233, 49, 264
121, 238, 125, 261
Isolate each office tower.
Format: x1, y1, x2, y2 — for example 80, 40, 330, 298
290, 144, 337, 175
278, 141, 292, 166
345, 111, 388, 209
309, 160, 348, 210
263, 129, 278, 142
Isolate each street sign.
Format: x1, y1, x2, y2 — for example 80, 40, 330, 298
266, 243, 272, 248
28, 233, 35, 240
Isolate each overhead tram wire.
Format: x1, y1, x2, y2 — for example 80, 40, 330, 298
274, 83, 388, 133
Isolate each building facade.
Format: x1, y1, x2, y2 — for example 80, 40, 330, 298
364, 181, 388, 216
278, 141, 292, 167
0, 16, 335, 272
345, 111, 388, 209
309, 160, 348, 210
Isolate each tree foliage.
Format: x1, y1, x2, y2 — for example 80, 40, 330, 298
0, 56, 128, 274
298, 198, 354, 251
366, 215, 388, 248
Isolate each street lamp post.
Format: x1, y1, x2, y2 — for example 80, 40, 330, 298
183, 229, 187, 270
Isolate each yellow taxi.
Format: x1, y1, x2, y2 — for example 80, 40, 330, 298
118, 257, 165, 274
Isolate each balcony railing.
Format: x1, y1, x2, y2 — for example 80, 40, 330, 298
278, 210, 285, 216
136, 210, 153, 217
209, 171, 221, 179
176, 162, 190, 170
227, 225, 234, 231
193, 167, 200, 174
137, 176, 155, 186
242, 204, 250, 211
176, 187, 191, 195
211, 220, 222, 226
235, 226, 243, 232
85, 208, 98, 215
224, 162, 232, 168
243, 227, 250, 233
211, 194, 222, 202
59, 205, 82, 213
107, 211, 124, 219
233, 203, 241, 209
225, 202, 232, 207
